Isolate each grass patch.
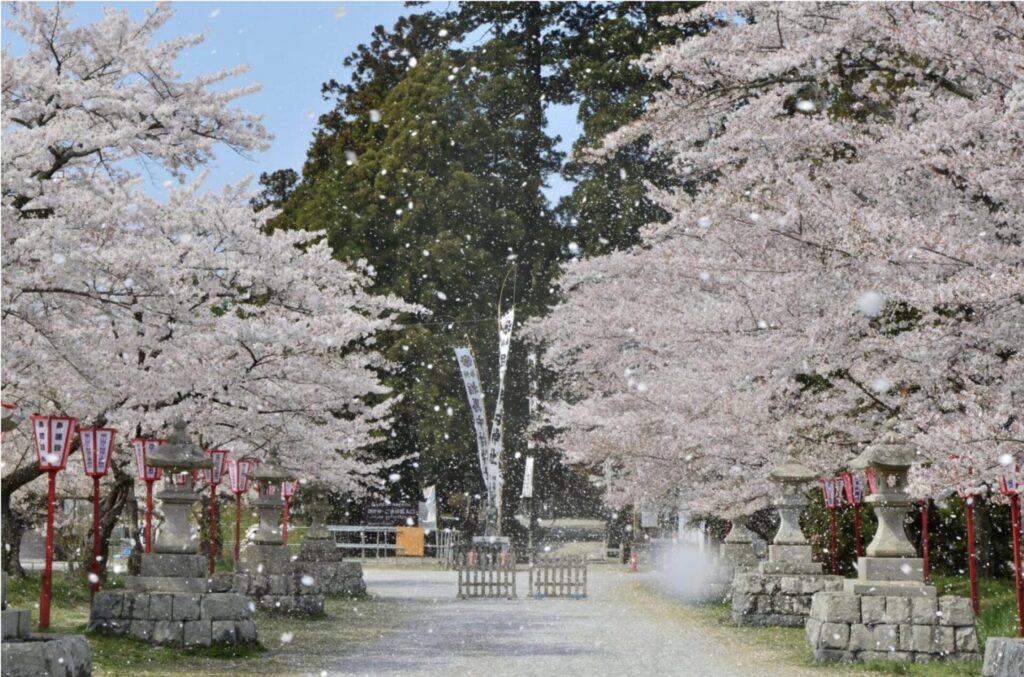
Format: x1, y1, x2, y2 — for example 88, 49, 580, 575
5, 571, 402, 676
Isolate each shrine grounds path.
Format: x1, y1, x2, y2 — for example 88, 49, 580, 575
324, 566, 830, 677
85, 564, 897, 676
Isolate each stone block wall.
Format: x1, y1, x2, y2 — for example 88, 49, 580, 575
88, 590, 256, 648
806, 591, 980, 663
226, 570, 325, 615
299, 561, 366, 598
732, 572, 843, 627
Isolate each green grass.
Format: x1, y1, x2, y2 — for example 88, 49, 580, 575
630, 577, 1021, 677
5, 571, 400, 676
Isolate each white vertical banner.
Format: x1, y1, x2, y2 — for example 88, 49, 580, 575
419, 485, 438, 531
521, 456, 535, 499
454, 347, 491, 491
486, 308, 515, 513
526, 351, 537, 451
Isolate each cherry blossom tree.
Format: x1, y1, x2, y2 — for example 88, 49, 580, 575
1, 3, 419, 575
530, 2, 1023, 518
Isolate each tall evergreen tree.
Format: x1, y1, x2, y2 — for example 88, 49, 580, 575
262, 2, 704, 526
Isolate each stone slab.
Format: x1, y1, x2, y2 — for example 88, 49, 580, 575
768, 544, 814, 564
140, 553, 206, 579
857, 557, 924, 583
983, 637, 1024, 677
1, 608, 32, 640
125, 576, 208, 594
1, 635, 92, 677
844, 580, 937, 598
719, 543, 758, 568
759, 561, 823, 575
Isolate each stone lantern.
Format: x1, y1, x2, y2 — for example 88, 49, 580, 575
242, 449, 295, 570
846, 426, 925, 593
145, 419, 212, 567
805, 426, 979, 664
731, 450, 843, 628
762, 453, 821, 575
89, 419, 258, 648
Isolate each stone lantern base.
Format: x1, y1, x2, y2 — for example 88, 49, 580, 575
732, 544, 843, 627
295, 530, 367, 598
223, 569, 324, 616
806, 559, 980, 663
89, 555, 257, 649
2, 573, 92, 677
88, 588, 257, 649
806, 589, 981, 663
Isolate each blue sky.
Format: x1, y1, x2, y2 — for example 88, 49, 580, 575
2, 1, 580, 201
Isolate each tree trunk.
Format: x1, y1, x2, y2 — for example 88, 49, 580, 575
1, 464, 43, 578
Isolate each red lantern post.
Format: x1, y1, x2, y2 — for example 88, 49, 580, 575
226, 457, 257, 563
29, 415, 78, 629
78, 426, 117, 601
821, 476, 842, 575
999, 464, 1023, 638
950, 454, 981, 615
281, 480, 299, 545
841, 471, 867, 558
204, 449, 231, 574
130, 438, 165, 553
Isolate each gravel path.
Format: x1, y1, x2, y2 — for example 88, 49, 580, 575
328, 566, 821, 677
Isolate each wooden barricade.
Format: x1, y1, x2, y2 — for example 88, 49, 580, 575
529, 555, 587, 598
455, 543, 517, 599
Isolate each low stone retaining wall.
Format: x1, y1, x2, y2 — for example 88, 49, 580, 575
806, 590, 980, 663
222, 570, 325, 615
983, 637, 1024, 676
732, 572, 843, 627
88, 591, 257, 648
299, 561, 366, 598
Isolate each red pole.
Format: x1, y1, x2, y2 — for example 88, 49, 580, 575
829, 507, 839, 575
282, 497, 290, 545
39, 471, 57, 629
209, 485, 218, 575
853, 505, 862, 559
144, 479, 154, 554
234, 492, 242, 563
965, 496, 980, 615
91, 476, 101, 601
921, 499, 931, 584
1010, 494, 1023, 638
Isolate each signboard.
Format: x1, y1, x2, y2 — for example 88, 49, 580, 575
364, 502, 418, 526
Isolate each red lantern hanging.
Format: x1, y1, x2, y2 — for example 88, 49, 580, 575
203, 449, 231, 575
78, 426, 117, 602
226, 457, 259, 563
130, 438, 166, 554
999, 463, 1023, 638
841, 471, 866, 558
821, 476, 843, 575
30, 414, 78, 630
